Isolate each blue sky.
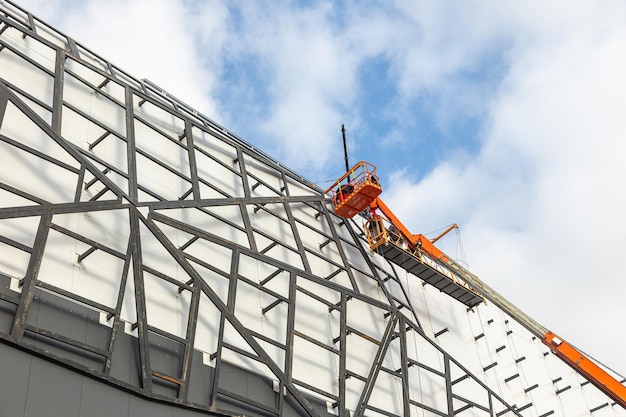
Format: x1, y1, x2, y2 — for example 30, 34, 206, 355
20, 0, 626, 376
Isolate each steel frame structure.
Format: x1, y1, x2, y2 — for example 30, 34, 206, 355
0, 2, 596, 417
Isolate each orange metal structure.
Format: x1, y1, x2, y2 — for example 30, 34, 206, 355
366, 197, 450, 263
544, 332, 626, 409
325, 161, 382, 218
327, 160, 626, 409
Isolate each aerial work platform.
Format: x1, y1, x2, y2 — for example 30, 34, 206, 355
325, 161, 382, 218
367, 223, 484, 308
325, 160, 484, 308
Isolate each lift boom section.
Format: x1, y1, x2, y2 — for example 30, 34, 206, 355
327, 161, 626, 409
366, 197, 451, 264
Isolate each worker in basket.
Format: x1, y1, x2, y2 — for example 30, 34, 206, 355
334, 183, 354, 205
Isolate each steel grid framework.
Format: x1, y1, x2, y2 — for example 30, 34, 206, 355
0, 2, 528, 416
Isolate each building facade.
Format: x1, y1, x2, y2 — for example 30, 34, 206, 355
0, 2, 623, 416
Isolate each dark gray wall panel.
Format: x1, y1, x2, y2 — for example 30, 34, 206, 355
0, 342, 223, 417
23, 356, 82, 417
0, 343, 30, 417
187, 351, 214, 407
109, 329, 142, 387
79, 376, 131, 417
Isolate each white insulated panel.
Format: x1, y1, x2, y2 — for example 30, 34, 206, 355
0, 28, 55, 102
63, 70, 126, 137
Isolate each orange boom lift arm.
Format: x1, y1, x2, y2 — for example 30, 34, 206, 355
366, 197, 451, 263
543, 332, 626, 409
326, 160, 626, 409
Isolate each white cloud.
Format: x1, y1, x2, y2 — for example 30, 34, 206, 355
22, 0, 229, 120
384, 2, 626, 372
226, 2, 362, 172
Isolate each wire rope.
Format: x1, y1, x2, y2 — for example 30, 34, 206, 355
401, 260, 425, 415
424, 224, 456, 237
314, 169, 351, 187
570, 342, 625, 381
475, 307, 507, 398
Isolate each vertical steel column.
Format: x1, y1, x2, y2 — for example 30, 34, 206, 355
235, 147, 259, 251
354, 315, 399, 417
283, 202, 311, 273
184, 119, 201, 201
282, 271, 298, 415
51, 48, 64, 135
210, 246, 240, 407
337, 291, 348, 417
444, 355, 454, 416
237, 148, 251, 199
129, 207, 152, 392
125, 86, 138, 202
104, 236, 133, 375
10, 209, 51, 341
319, 206, 359, 292
0, 84, 8, 129
398, 316, 411, 417
179, 283, 201, 401
210, 314, 227, 408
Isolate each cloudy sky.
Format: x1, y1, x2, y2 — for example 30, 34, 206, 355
18, 0, 626, 375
